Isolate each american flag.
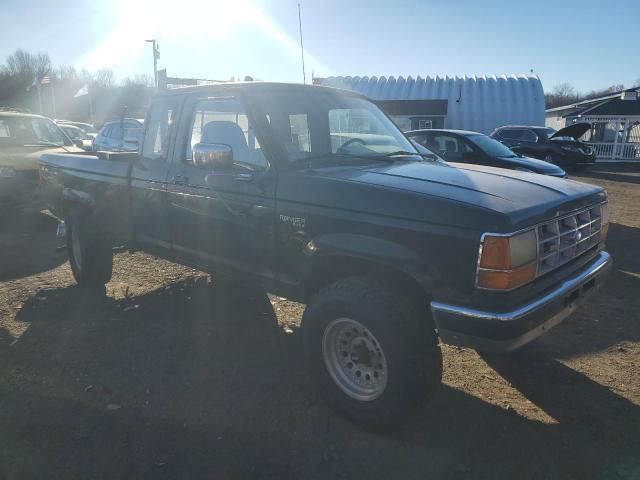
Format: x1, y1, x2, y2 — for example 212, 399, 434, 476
39, 75, 51, 85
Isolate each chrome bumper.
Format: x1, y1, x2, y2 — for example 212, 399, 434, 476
431, 251, 612, 352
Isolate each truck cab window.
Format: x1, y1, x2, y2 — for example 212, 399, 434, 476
186, 98, 267, 170
143, 99, 178, 159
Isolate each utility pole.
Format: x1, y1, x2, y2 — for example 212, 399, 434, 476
145, 39, 160, 88
298, 4, 306, 84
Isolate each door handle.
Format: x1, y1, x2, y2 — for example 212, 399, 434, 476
233, 173, 253, 182
172, 175, 188, 186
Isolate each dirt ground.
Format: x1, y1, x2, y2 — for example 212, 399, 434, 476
0, 164, 639, 480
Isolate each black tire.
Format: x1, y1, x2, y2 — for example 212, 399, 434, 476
302, 276, 442, 430
66, 211, 113, 287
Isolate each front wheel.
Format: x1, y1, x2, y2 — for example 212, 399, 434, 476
302, 277, 442, 430
66, 212, 113, 287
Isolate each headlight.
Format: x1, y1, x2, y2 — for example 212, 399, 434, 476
560, 145, 580, 152
0, 166, 17, 178
477, 229, 537, 291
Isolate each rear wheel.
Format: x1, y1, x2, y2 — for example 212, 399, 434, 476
303, 277, 442, 430
66, 212, 113, 287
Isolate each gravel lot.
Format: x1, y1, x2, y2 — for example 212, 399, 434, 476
0, 164, 639, 480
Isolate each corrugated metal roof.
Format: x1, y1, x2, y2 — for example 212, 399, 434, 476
317, 75, 545, 134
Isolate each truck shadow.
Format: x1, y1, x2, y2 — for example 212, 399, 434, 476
575, 163, 640, 185
531, 222, 640, 358
2, 278, 639, 479
0, 210, 66, 281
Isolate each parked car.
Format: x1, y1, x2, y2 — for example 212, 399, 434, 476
407, 129, 567, 177
0, 112, 83, 209
59, 124, 94, 150
41, 82, 612, 429
490, 123, 596, 170
56, 120, 98, 138
92, 118, 143, 152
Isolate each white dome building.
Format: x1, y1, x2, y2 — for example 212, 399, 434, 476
316, 75, 545, 135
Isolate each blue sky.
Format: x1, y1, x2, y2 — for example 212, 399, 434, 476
1, 0, 638, 93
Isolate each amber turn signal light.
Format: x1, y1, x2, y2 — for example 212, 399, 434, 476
477, 262, 537, 291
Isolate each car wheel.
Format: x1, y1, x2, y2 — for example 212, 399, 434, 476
302, 277, 442, 430
66, 211, 113, 287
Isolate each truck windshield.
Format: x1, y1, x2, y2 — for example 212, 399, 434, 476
253, 90, 421, 163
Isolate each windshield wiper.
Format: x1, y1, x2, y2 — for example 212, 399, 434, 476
383, 150, 422, 157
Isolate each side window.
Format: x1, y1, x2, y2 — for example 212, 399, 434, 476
142, 98, 179, 159
500, 129, 521, 140
521, 130, 537, 142
111, 124, 124, 141
186, 97, 267, 170
288, 113, 311, 159
432, 134, 463, 160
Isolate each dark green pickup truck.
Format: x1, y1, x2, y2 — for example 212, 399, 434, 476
40, 82, 612, 429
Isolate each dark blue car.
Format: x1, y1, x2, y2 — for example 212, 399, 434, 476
407, 128, 567, 178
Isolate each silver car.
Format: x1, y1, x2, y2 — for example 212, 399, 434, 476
92, 118, 143, 152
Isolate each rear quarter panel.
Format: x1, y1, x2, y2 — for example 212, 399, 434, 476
40, 153, 132, 242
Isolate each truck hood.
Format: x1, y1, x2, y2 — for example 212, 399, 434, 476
0, 145, 84, 171
351, 161, 604, 229
551, 122, 590, 140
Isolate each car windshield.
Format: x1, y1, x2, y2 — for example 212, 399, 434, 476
467, 134, 517, 157
0, 116, 72, 146
252, 89, 421, 164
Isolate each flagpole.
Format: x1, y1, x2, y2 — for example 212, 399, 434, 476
50, 81, 57, 119
88, 84, 94, 126
36, 84, 43, 114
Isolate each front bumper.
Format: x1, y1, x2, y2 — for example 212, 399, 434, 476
431, 251, 612, 352
561, 150, 596, 165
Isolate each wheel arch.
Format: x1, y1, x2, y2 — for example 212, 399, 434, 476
304, 253, 433, 319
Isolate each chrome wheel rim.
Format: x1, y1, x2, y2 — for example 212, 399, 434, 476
71, 226, 82, 271
322, 317, 388, 401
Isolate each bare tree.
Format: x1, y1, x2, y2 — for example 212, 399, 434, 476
1, 49, 51, 83
94, 68, 116, 89
552, 83, 576, 98
120, 74, 154, 88
56, 65, 78, 81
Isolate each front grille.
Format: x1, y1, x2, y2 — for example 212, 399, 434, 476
536, 204, 603, 276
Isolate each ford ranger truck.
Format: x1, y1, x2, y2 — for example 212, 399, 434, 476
40, 82, 612, 429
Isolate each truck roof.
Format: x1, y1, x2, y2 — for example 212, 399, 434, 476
0, 111, 49, 120
156, 81, 370, 100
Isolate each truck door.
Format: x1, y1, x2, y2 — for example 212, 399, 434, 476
166, 95, 276, 279
130, 96, 182, 256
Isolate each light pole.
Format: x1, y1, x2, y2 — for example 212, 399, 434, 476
145, 39, 160, 88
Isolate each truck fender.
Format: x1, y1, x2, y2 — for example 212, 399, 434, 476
303, 233, 440, 294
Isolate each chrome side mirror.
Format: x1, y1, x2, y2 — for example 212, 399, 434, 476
192, 143, 233, 169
